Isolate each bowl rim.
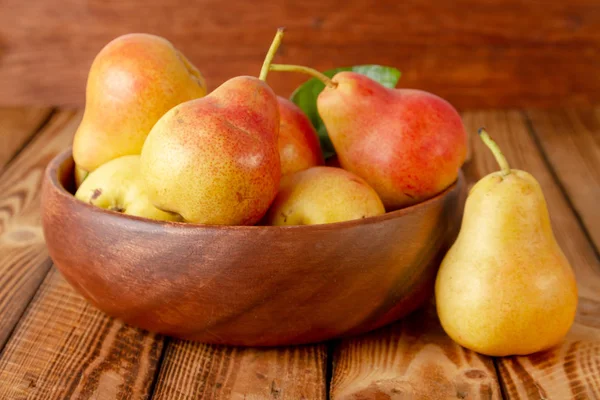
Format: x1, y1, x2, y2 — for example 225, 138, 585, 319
47, 148, 463, 232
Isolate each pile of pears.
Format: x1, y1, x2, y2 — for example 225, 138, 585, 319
74, 29, 468, 225
72, 29, 577, 357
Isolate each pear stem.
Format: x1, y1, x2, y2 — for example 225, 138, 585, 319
478, 128, 511, 176
270, 64, 338, 88
259, 28, 285, 81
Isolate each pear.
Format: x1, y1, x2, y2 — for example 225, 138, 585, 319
277, 97, 324, 176
73, 33, 207, 173
140, 30, 285, 225
265, 166, 385, 226
435, 129, 578, 357
75, 155, 181, 222
270, 64, 467, 210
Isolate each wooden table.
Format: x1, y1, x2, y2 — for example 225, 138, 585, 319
0, 106, 598, 399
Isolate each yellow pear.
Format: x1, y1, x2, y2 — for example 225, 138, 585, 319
73, 33, 207, 173
75, 155, 181, 222
265, 166, 385, 225
435, 129, 578, 356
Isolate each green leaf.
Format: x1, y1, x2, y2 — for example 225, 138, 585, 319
290, 65, 401, 159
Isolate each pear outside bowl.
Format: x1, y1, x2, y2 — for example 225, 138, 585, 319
41, 149, 466, 346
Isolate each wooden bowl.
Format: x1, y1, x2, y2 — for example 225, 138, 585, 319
41, 149, 466, 346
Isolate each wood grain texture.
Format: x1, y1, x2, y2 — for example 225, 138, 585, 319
462, 110, 600, 399
331, 305, 501, 399
0, 107, 53, 171
1, 0, 600, 109
0, 110, 79, 350
0, 268, 163, 399
525, 107, 600, 252
153, 340, 327, 399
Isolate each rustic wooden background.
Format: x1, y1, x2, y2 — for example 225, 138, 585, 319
1, 0, 599, 109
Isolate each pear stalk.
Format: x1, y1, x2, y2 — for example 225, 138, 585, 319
478, 128, 511, 176
270, 64, 338, 88
259, 28, 285, 81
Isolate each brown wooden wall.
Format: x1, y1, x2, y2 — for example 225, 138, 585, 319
1, 0, 599, 109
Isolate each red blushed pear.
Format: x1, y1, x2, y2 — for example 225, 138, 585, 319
140, 30, 284, 225
73, 33, 207, 173
270, 65, 468, 210
277, 97, 324, 175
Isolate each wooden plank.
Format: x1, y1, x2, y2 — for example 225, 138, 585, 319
525, 107, 600, 251
152, 339, 327, 399
0, 110, 79, 350
0, 268, 164, 399
0, 107, 53, 171
1, 0, 600, 109
331, 305, 501, 399
462, 110, 600, 399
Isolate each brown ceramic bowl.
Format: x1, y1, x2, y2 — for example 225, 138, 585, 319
41, 149, 466, 346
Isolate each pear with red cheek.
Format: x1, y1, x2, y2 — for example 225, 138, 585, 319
140, 30, 284, 225
73, 33, 207, 173
318, 71, 467, 210
269, 65, 468, 210
277, 97, 324, 175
